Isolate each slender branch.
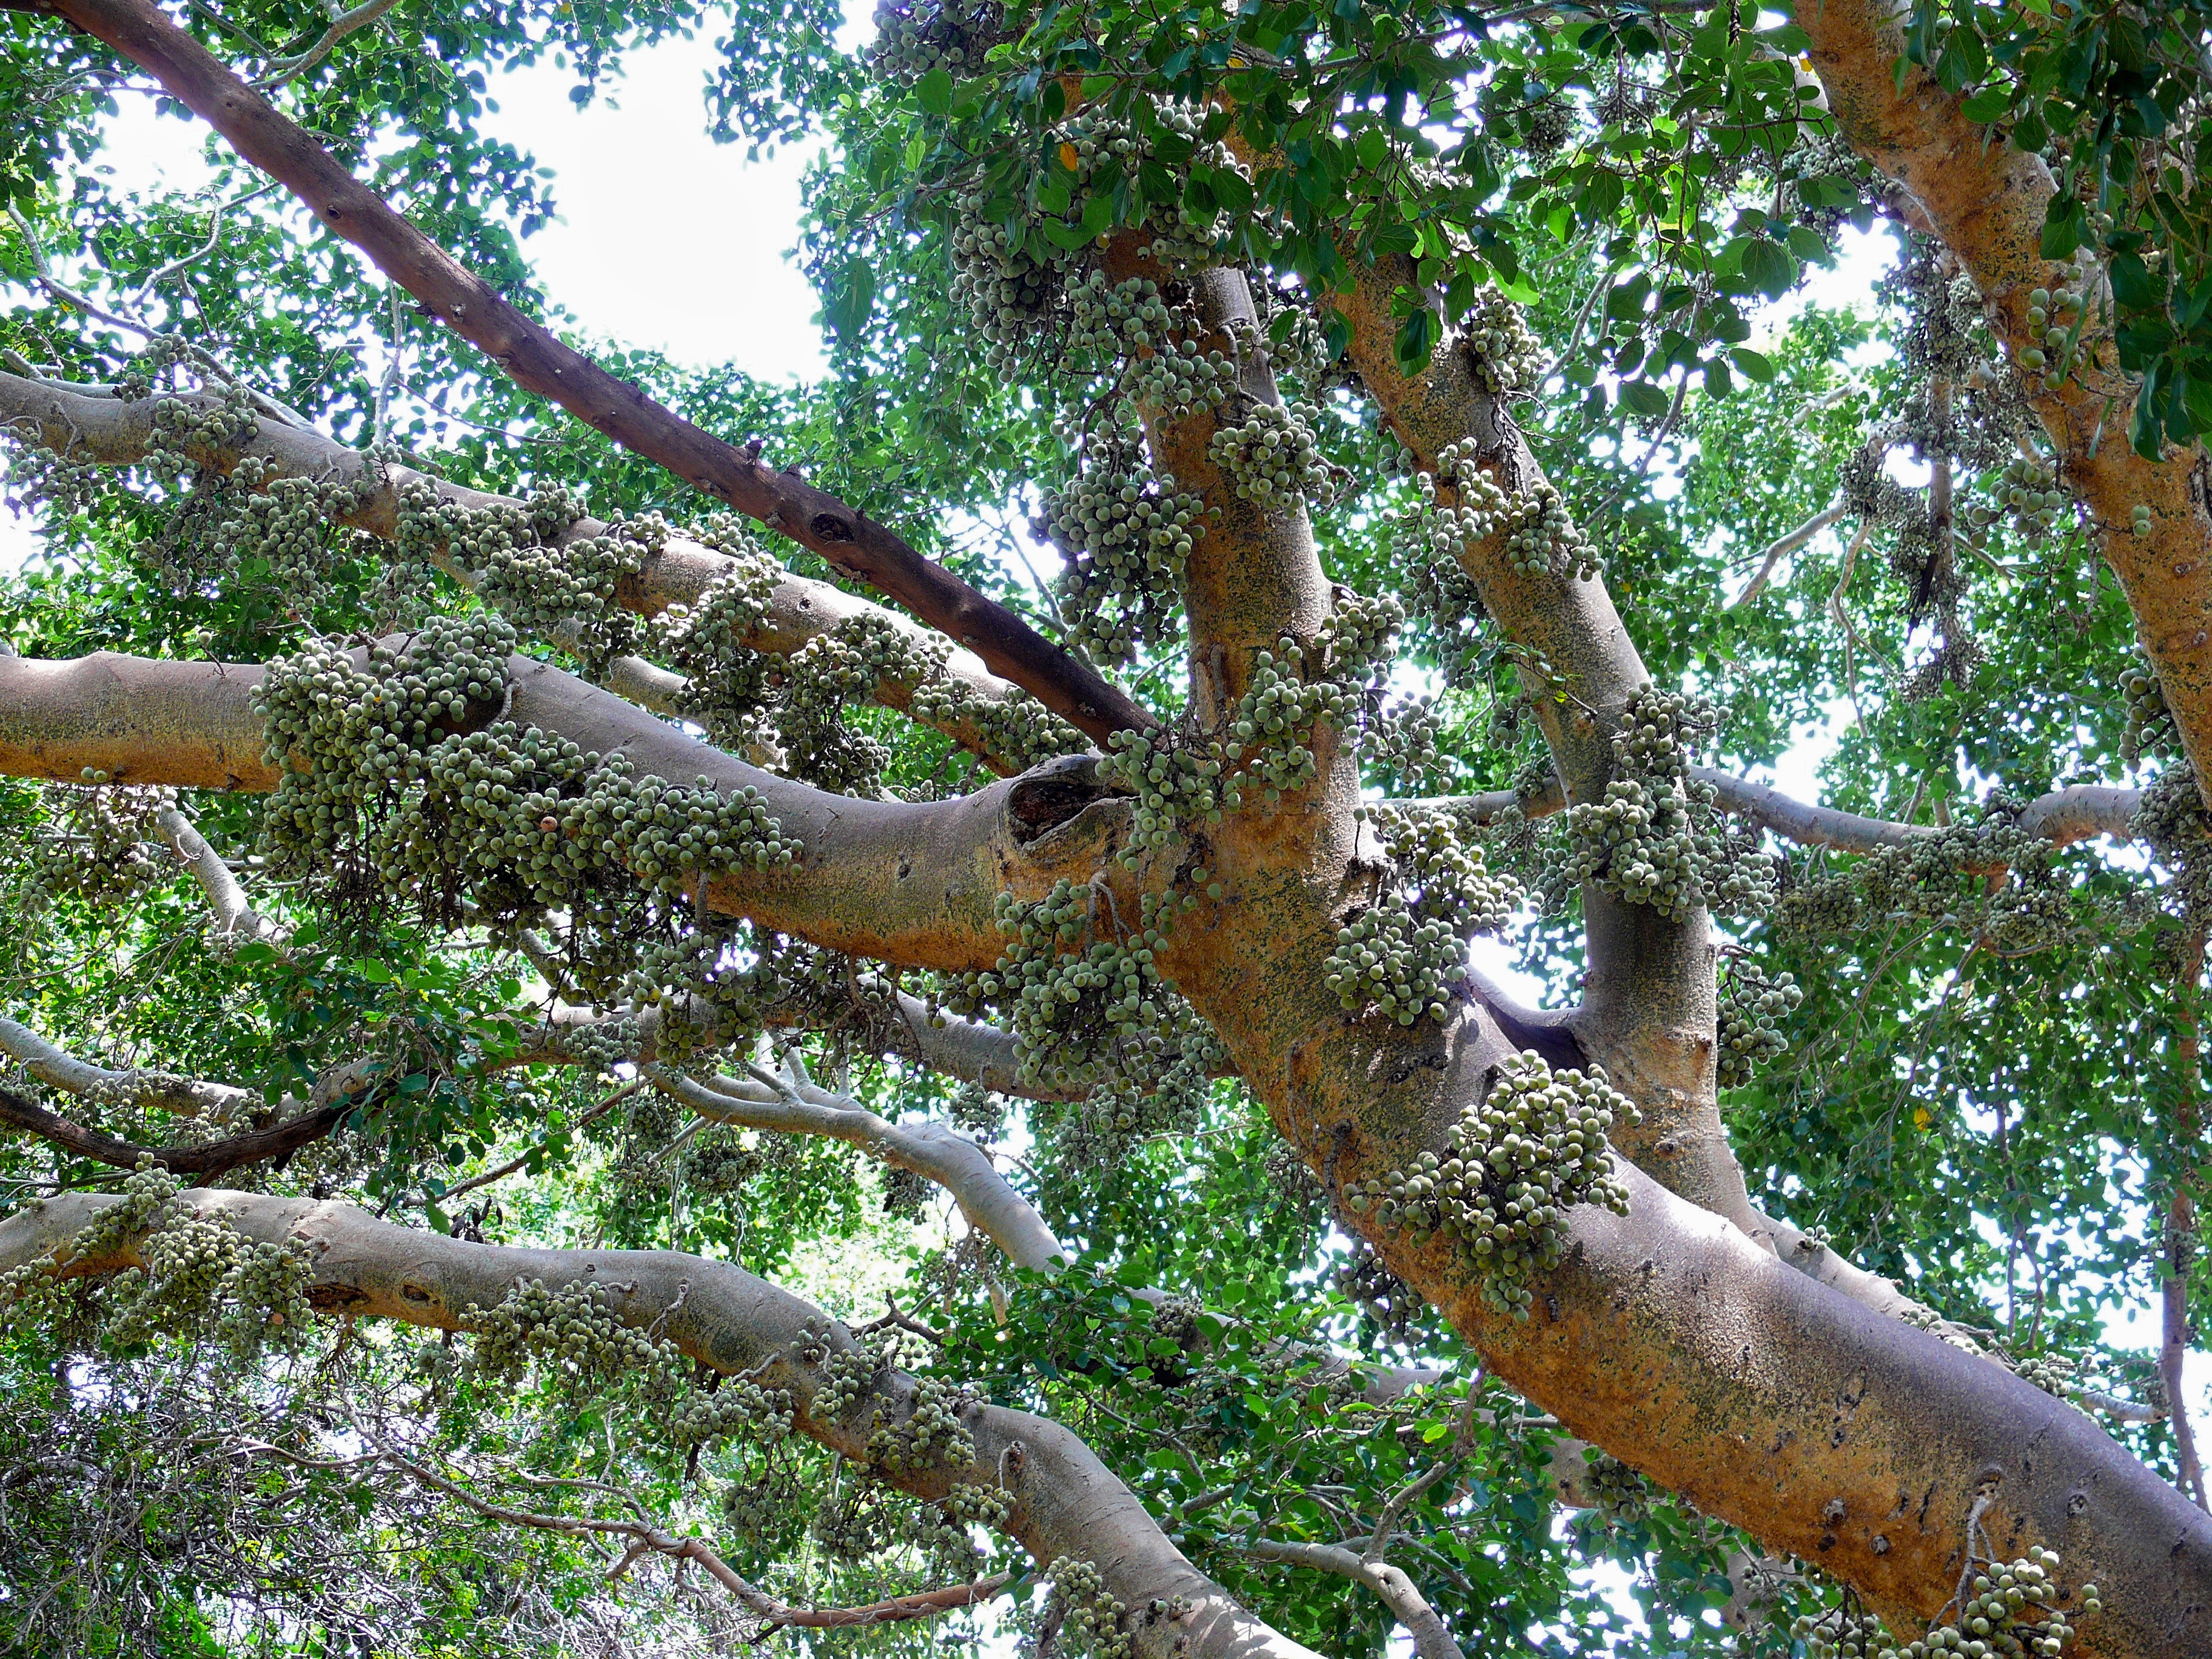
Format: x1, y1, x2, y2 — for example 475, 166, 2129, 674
434, 1080, 643, 1207
38, 0, 1151, 746
1751, 1203, 1985, 1347
153, 805, 284, 948
131, 182, 278, 301
4, 206, 313, 431
0, 1078, 345, 1179
1242, 1538, 1463, 1659
650, 1064, 1068, 1272
1727, 502, 1847, 611
350, 1406, 1011, 1627
250, 0, 398, 87
1408, 773, 2143, 863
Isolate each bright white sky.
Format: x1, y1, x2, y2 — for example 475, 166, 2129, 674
2, 21, 2205, 1564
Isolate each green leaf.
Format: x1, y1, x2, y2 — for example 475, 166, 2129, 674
915, 69, 955, 116
1729, 346, 1776, 383
1618, 378, 1674, 417
1211, 167, 1254, 213
2040, 195, 2085, 261
1961, 87, 2010, 124
2108, 253, 2167, 312
1740, 237, 1799, 298
1372, 221, 1419, 256
1394, 308, 1441, 375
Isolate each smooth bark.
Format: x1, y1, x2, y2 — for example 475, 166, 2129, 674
0, 648, 1134, 972
0, 1187, 1321, 1659
23, 0, 1151, 746
0, 369, 1050, 771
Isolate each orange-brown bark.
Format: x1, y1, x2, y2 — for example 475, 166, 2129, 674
1795, 0, 2212, 803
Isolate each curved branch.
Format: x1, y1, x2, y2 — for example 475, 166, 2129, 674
34, 0, 1152, 748
153, 805, 284, 947
0, 1079, 343, 1178
1728, 502, 1847, 611
1243, 1538, 1463, 1659
651, 1065, 1068, 1273
250, 0, 397, 87
1325, 1045, 2212, 1655
0, 370, 1056, 773
0, 649, 1136, 973
0, 1187, 1322, 1659
352, 1409, 1012, 1630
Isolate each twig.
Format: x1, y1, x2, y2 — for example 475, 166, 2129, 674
853, 1292, 945, 1346
435, 1079, 645, 1207
351, 1405, 1009, 1629
1728, 501, 1846, 610
251, 0, 401, 88
1828, 520, 1872, 728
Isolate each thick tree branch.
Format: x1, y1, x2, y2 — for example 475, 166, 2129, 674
1321, 256, 1746, 1236
1792, 0, 2212, 809
1243, 1538, 1463, 1659
0, 649, 1136, 973
0, 370, 1054, 772
1110, 255, 1333, 718
1226, 977, 2211, 1658
27, 0, 1151, 746
0, 1187, 1322, 1659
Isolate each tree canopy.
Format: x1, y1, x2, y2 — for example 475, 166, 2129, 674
0, 0, 2208, 1655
